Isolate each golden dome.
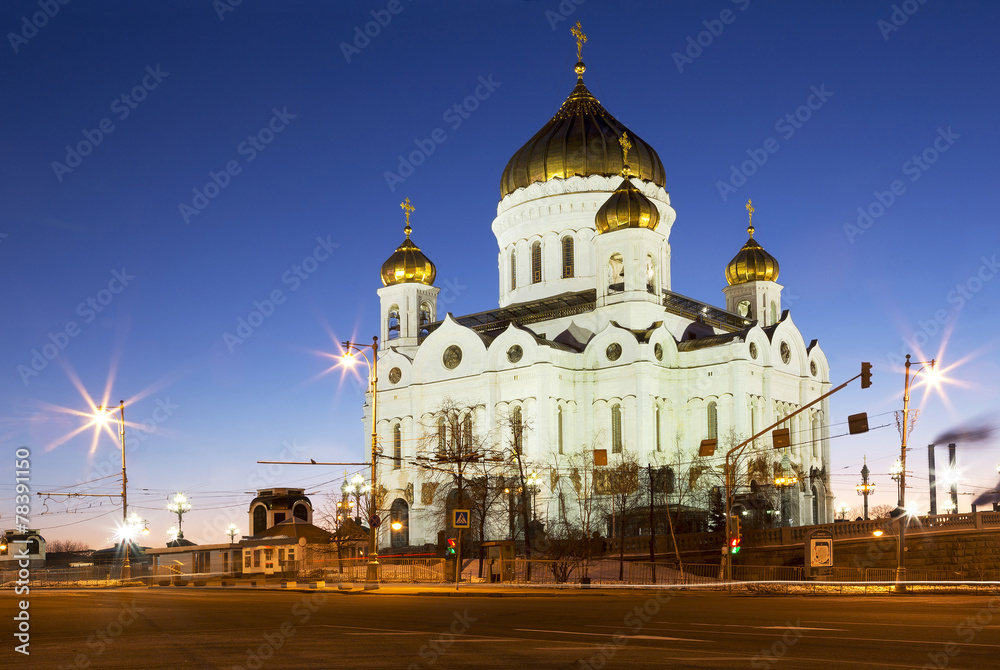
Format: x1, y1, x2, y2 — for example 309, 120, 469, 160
595, 174, 660, 234
725, 204, 779, 285
499, 60, 666, 199
380, 199, 436, 286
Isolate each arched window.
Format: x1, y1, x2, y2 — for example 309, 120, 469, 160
437, 417, 446, 453
461, 414, 472, 450
611, 403, 622, 453
707, 401, 718, 440
561, 236, 574, 278
419, 302, 432, 337
557, 406, 564, 455
510, 250, 517, 290
811, 485, 819, 524
646, 254, 657, 294
608, 253, 624, 292
252, 505, 267, 536
393, 424, 402, 469
512, 407, 523, 454
293, 503, 309, 521
655, 406, 661, 452
531, 241, 542, 284
390, 498, 409, 548
387, 305, 400, 340
770, 301, 778, 325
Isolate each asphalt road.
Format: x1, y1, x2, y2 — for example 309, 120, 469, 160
10, 587, 1000, 669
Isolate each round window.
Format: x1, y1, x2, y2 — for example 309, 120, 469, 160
810, 361, 818, 377
749, 342, 758, 360
606, 343, 622, 361
388, 367, 402, 384
654, 343, 663, 361
780, 342, 791, 364
507, 345, 523, 363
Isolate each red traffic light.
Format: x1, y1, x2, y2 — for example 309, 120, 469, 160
446, 538, 457, 556
729, 538, 741, 554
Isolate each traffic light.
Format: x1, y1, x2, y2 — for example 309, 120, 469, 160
861, 362, 872, 389
728, 515, 741, 554
446, 538, 457, 556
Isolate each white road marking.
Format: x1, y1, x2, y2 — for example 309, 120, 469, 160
516, 628, 706, 642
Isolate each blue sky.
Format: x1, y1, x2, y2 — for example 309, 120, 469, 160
2, 1, 998, 548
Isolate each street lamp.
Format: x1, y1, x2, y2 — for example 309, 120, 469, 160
895, 354, 936, 592
167, 493, 192, 540
340, 336, 381, 590
856, 458, 875, 520
837, 502, 850, 521
226, 523, 240, 544
773, 453, 798, 527
95, 401, 130, 578
526, 471, 541, 521
114, 512, 147, 581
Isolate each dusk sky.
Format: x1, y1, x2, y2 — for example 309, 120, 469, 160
2, 1, 998, 549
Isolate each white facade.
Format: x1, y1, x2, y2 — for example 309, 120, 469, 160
366, 65, 834, 549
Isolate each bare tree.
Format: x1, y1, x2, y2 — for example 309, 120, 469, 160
598, 450, 643, 580
45, 539, 91, 553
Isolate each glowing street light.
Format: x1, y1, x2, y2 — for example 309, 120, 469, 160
856, 458, 875, 520
837, 503, 851, 521
895, 354, 936, 592
226, 523, 240, 544
339, 336, 381, 590
166, 493, 192, 539
526, 471, 542, 521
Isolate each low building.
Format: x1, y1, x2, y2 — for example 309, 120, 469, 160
1, 529, 46, 570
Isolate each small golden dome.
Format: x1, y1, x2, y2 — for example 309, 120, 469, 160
499, 60, 666, 199
725, 205, 779, 285
595, 174, 660, 234
380, 198, 436, 286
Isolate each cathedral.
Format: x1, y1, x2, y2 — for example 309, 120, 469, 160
364, 28, 833, 549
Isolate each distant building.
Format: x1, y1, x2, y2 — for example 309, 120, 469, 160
0, 529, 46, 569
248, 488, 313, 536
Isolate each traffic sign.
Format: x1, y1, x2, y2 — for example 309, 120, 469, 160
452, 509, 470, 529
369, 514, 381, 528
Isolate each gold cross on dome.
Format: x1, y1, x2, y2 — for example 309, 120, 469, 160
400, 197, 415, 235
746, 198, 755, 235
571, 21, 587, 61
619, 132, 632, 175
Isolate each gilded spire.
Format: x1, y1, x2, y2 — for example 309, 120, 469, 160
726, 199, 778, 285
619, 132, 633, 177
571, 21, 587, 78
400, 197, 415, 237
746, 198, 755, 237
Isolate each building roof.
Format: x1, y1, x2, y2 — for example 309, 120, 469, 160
246, 517, 334, 546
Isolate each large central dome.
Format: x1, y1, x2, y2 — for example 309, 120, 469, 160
499, 62, 667, 199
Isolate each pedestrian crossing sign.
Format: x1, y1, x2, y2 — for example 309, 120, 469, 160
452, 509, 470, 529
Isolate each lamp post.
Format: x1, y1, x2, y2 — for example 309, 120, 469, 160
773, 453, 798, 527
526, 471, 541, 521
856, 458, 875, 520
340, 336, 381, 590
895, 354, 936, 592
837, 502, 851, 521
226, 523, 239, 544
167, 493, 192, 540
96, 401, 130, 579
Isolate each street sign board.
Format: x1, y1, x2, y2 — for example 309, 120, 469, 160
452, 509, 470, 529
369, 514, 381, 528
